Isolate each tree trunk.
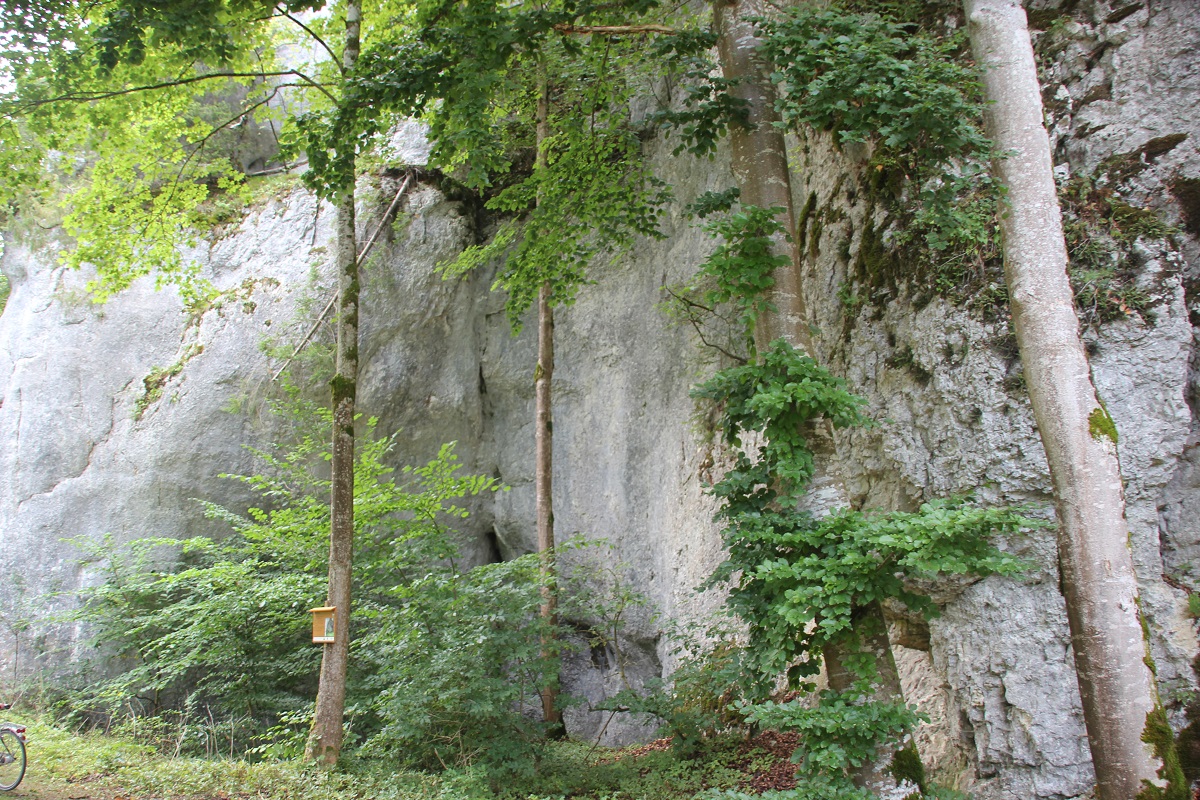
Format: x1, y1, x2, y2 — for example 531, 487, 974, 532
306, 0, 361, 768
534, 64, 565, 736
823, 602, 914, 796
963, 1, 1159, 797
712, 0, 802, 355
713, 2, 914, 795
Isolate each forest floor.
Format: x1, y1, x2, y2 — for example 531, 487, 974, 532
6, 719, 803, 800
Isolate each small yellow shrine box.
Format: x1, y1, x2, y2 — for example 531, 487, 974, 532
310, 606, 336, 644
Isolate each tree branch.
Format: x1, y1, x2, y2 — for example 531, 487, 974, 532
271, 172, 417, 382
6, 69, 336, 110
553, 23, 676, 35
278, 6, 343, 73
664, 287, 747, 363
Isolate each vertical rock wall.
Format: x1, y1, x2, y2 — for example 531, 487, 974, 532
1, 0, 1199, 794
786, 1, 1200, 796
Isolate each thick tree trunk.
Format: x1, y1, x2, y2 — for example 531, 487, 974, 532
306, 0, 361, 768
963, 2, 1159, 797
713, 3, 913, 796
823, 602, 913, 796
713, 0, 802, 355
534, 66, 564, 735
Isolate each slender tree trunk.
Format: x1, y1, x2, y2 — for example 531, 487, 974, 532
963, 2, 1159, 797
534, 64, 565, 736
306, 0, 361, 767
714, 2, 914, 795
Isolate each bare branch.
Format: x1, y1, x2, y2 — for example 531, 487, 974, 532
271, 172, 417, 382
246, 159, 308, 177
279, 7, 343, 73
553, 23, 676, 35
664, 287, 746, 363
6, 69, 336, 111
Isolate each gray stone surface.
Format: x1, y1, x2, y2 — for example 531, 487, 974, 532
782, 2, 1200, 796
2, 0, 1200, 790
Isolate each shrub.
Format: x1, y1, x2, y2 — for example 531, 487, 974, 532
65, 404, 503, 756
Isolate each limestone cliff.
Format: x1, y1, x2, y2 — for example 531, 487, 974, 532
3, 1, 1200, 797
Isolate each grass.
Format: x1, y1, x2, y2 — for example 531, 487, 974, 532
14, 718, 467, 800
11, 718, 799, 800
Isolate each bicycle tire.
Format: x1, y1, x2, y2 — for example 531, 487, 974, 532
0, 727, 25, 791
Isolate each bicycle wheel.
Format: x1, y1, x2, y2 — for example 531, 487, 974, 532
0, 728, 25, 791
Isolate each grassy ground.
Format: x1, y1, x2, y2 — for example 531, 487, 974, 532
6, 719, 800, 800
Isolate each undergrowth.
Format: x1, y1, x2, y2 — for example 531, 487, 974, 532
10, 714, 813, 800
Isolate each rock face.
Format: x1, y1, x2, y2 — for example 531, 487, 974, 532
2, 0, 1200, 795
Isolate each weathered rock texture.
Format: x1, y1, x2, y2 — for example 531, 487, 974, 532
2, 0, 1200, 795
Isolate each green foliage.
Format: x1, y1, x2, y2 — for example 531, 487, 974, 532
1059, 174, 1172, 328
57, 105, 251, 305
22, 715, 508, 800
668, 177, 1038, 793
716, 499, 1030, 684
688, 208, 788, 344
1, 1, 285, 302
83, 0, 319, 72
480, 111, 670, 328
598, 677, 718, 759
704, 778, 876, 800
755, 3, 1002, 299
429, 30, 673, 329
759, 8, 989, 177
509, 736, 751, 798
358, 554, 563, 777
661, 197, 783, 365
692, 338, 870, 502
647, 31, 748, 158
898, 162, 1000, 256
66, 403, 503, 750
688, 188, 742, 219
743, 694, 922, 775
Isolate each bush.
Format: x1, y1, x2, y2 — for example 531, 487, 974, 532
359, 555, 561, 777
65, 402, 505, 756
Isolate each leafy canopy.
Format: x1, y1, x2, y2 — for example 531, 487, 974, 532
0, 0, 303, 302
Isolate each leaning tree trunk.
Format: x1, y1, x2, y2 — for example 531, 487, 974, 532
534, 64, 565, 736
963, 1, 1159, 797
306, 0, 361, 768
713, 1, 914, 796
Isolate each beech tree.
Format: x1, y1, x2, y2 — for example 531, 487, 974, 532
340, 8, 673, 729
962, 0, 1159, 796
0, 0, 388, 765
306, 0, 362, 766
711, 0, 914, 795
